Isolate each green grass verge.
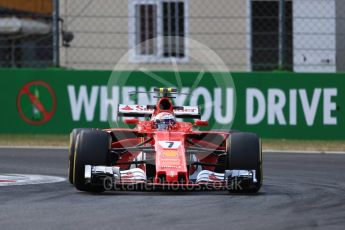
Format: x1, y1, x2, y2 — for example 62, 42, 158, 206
262, 139, 345, 152
0, 134, 344, 152
0, 134, 69, 147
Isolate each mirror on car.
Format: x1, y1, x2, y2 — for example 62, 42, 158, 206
194, 120, 209, 126
124, 118, 139, 125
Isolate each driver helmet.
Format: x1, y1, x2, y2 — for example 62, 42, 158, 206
153, 112, 176, 130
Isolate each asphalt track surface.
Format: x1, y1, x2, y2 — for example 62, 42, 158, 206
0, 148, 345, 230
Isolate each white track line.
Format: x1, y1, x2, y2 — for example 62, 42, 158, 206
0, 174, 66, 186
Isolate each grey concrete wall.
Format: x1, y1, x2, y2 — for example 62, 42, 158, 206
336, 0, 345, 71
59, 0, 249, 71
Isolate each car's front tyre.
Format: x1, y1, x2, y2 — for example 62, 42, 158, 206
226, 132, 262, 193
74, 129, 111, 192
68, 128, 94, 184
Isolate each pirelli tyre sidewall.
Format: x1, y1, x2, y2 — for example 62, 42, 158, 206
68, 128, 94, 184
226, 132, 262, 193
74, 129, 111, 192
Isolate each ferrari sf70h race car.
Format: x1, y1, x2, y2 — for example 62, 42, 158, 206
68, 88, 262, 193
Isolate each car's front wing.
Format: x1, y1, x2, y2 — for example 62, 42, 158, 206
84, 165, 257, 191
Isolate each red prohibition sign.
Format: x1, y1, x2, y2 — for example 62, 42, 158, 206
17, 81, 57, 125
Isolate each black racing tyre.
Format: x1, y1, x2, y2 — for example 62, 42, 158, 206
74, 129, 111, 192
226, 132, 262, 193
68, 128, 93, 184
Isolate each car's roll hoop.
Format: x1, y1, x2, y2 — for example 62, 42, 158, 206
154, 87, 177, 95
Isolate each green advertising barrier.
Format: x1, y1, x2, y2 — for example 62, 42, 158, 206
0, 69, 343, 139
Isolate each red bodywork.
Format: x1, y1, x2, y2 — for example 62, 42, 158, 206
104, 97, 228, 185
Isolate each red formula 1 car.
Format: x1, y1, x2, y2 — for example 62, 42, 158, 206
68, 88, 262, 193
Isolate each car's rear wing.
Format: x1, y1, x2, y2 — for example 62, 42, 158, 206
117, 104, 201, 119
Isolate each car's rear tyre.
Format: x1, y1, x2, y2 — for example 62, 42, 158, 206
226, 132, 262, 193
74, 129, 111, 192
68, 128, 93, 184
